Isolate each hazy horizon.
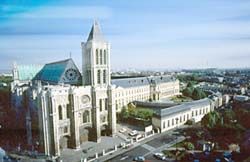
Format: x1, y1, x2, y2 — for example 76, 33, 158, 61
1, 0, 250, 70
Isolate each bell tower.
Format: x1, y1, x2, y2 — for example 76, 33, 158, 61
81, 21, 116, 142
81, 20, 111, 87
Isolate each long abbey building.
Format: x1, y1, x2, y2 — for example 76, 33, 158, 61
11, 21, 180, 156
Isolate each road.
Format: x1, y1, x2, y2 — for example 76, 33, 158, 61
106, 131, 184, 162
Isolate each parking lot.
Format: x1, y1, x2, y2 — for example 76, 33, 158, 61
116, 123, 146, 141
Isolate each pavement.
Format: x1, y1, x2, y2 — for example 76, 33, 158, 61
60, 136, 124, 162
103, 129, 186, 162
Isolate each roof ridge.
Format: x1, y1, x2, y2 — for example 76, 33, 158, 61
45, 58, 72, 65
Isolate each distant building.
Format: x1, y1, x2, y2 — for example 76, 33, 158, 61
112, 76, 180, 112
152, 98, 214, 133
234, 95, 249, 102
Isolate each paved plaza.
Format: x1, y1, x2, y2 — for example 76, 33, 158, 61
60, 136, 124, 162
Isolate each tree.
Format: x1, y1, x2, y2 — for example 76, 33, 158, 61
184, 142, 195, 150
187, 81, 194, 88
182, 87, 193, 97
201, 111, 221, 129
192, 88, 206, 100
120, 107, 129, 120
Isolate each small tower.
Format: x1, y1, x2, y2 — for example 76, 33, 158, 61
13, 61, 19, 81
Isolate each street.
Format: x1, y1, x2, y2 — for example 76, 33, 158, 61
106, 130, 184, 162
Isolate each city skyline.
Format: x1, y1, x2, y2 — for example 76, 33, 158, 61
1, 0, 250, 70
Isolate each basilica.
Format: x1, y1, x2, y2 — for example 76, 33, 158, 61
11, 21, 180, 157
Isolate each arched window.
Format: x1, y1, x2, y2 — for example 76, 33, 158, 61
103, 70, 106, 84
97, 70, 101, 84
96, 49, 99, 64
104, 50, 107, 64
100, 49, 103, 64
58, 105, 63, 120
82, 111, 90, 123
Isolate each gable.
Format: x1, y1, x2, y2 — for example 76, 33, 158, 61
34, 59, 81, 85
60, 59, 81, 84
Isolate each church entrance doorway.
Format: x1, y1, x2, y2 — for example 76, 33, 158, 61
59, 136, 70, 150
101, 124, 109, 136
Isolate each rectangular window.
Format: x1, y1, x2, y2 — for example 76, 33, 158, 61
66, 104, 70, 118
96, 49, 99, 64
64, 126, 68, 133
58, 106, 63, 120
105, 99, 108, 110
104, 50, 107, 64
97, 70, 101, 84
103, 70, 106, 84
172, 119, 174, 126
99, 99, 102, 111
163, 121, 166, 129
100, 50, 103, 64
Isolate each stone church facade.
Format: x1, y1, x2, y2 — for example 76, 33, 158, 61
11, 21, 180, 157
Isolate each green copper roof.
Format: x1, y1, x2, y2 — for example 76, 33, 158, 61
17, 65, 43, 81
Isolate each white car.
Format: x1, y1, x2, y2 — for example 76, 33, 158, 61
129, 130, 138, 136
153, 152, 166, 160
119, 128, 127, 133
134, 134, 143, 139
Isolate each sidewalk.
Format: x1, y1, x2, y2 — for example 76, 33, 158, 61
100, 125, 188, 162
60, 136, 124, 162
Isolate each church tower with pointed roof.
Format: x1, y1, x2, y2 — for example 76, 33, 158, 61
82, 20, 110, 86
81, 20, 116, 142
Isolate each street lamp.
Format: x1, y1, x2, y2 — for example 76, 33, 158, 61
175, 117, 179, 162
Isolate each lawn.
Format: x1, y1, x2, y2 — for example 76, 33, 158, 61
170, 95, 193, 103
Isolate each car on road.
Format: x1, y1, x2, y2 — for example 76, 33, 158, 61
120, 154, 129, 161
119, 128, 127, 133
153, 152, 166, 160
129, 130, 138, 136
133, 156, 145, 162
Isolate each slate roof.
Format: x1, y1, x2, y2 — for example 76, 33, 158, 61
33, 58, 81, 85
87, 21, 105, 42
111, 77, 150, 88
111, 75, 177, 88
149, 75, 177, 84
154, 98, 211, 118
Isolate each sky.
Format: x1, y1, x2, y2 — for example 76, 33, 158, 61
1, 0, 250, 71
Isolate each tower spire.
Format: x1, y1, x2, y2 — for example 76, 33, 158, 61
87, 20, 105, 42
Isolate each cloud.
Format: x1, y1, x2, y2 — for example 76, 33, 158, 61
1, 6, 112, 19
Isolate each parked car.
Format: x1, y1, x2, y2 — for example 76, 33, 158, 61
129, 130, 138, 136
133, 156, 145, 162
119, 128, 127, 133
153, 152, 166, 160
